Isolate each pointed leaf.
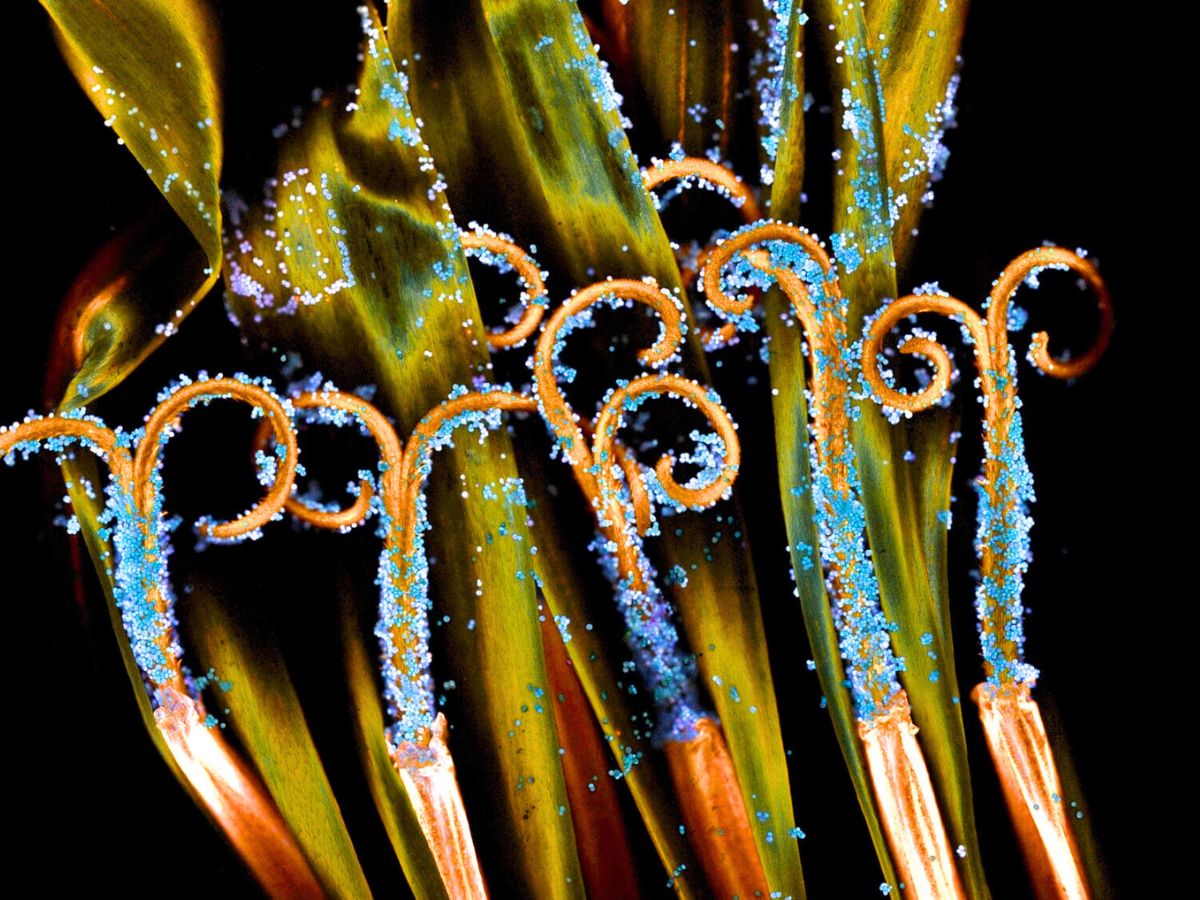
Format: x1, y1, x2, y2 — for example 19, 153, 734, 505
184, 575, 373, 896
864, 0, 967, 271
42, 0, 223, 406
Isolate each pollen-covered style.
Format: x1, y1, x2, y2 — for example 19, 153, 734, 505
699, 214, 965, 898
531, 273, 767, 895
862, 246, 1112, 898
2, 375, 322, 896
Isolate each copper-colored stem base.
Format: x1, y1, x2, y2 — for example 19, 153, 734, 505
973, 683, 1088, 899
155, 687, 324, 898
858, 691, 965, 899
663, 716, 769, 898
394, 713, 488, 899
540, 614, 640, 897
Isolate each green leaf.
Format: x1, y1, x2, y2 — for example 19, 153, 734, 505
223, 7, 584, 895
806, 1, 988, 894
1038, 691, 1113, 900
185, 575, 373, 897
42, 0, 223, 407
658, 499, 807, 896
864, 0, 966, 272
598, 0, 766, 169
392, 2, 804, 893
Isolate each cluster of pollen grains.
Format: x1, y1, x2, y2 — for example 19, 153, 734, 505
533, 275, 741, 743
703, 221, 905, 720
223, 5, 460, 323
2, 374, 299, 706
861, 246, 1112, 687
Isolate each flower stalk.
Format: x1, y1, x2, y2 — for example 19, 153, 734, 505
2, 377, 321, 896
703, 217, 965, 897
532, 274, 766, 896
862, 246, 1111, 897
267, 386, 540, 899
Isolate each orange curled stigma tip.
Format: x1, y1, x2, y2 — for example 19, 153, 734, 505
662, 717, 769, 899
155, 685, 325, 899
973, 683, 1089, 900
989, 246, 1112, 381
703, 220, 836, 320
0, 415, 133, 486
859, 692, 966, 900
252, 389, 400, 531
391, 713, 488, 899
594, 373, 740, 512
642, 156, 762, 223
460, 227, 548, 350
643, 158, 762, 348
862, 246, 1111, 416
135, 378, 299, 542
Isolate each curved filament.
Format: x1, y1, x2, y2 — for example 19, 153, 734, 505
988, 246, 1112, 380
135, 377, 299, 541
643, 157, 761, 346
533, 277, 686, 479
643, 156, 762, 222
1, 414, 132, 486
390, 387, 535, 745
703, 220, 835, 319
861, 247, 1111, 684
461, 227, 549, 349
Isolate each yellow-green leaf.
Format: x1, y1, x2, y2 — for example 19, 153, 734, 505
42, 0, 223, 406
185, 575, 373, 897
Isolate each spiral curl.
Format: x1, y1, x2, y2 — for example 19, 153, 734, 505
460, 227, 549, 350
136, 377, 299, 542
861, 246, 1111, 414
533, 276, 686, 481
861, 246, 1111, 683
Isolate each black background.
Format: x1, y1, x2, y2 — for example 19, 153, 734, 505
2, 1, 1171, 895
